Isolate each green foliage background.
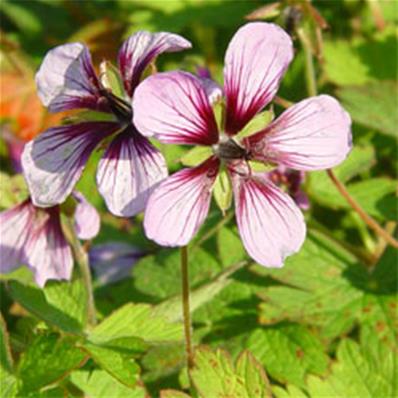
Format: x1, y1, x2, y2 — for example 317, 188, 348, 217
0, 0, 397, 397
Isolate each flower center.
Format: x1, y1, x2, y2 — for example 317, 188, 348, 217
213, 138, 249, 160
99, 88, 132, 124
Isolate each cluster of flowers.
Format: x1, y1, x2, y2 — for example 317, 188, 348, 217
0, 23, 352, 286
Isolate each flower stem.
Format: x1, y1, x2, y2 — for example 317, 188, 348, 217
327, 169, 398, 249
75, 241, 97, 327
297, 27, 317, 97
181, 245, 194, 369
64, 219, 97, 328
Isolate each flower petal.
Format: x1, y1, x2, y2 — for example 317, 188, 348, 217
144, 157, 220, 246
233, 174, 306, 267
89, 242, 142, 284
25, 207, 73, 287
248, 95, 352, 170
118, 31, 191, 97
0, 200, 33, 273
36, 43, 107, 113
97, 128, 168, 217
72, 191, 100, 240
224, 22, 293, 135
0, 201, 73, 286
22, 121, 119, 207
133, 71, 219, 145
198, 77, 223, 105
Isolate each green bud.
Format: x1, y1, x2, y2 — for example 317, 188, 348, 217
213, 167, 233, 215
99, 60, 125, 99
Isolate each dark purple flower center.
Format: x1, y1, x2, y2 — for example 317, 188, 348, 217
98, 88, 132, 124
215, 138, 250, 161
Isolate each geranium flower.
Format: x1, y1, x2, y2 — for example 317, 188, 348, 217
22, 31, 191, 216
132, 22, 352, 267
0, 192, 99, 287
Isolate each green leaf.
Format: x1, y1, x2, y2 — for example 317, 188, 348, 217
190, 347, 271, 398
256, 232, 397, 342
217, 225, 246, 267
154, 261, 245, 323
311, 176, 397, 220
0, 172, 29, 210
180, 146, 213, 167
338, 81, 398, 137
17, 333, 86, 393
88, 303, 183, 345
81, 342, 140, 388
306, 338, 397, 398
132, 247, 221, 300
323, 33, 396, 86
236, 110, 273, 139
246, 324, 329, 388
0, 313, 13, 375
8, 277, 88, 334
0, 314, 18, 398
160, 390, 191, 398
99, 60, 125, 98
272, 384, 307, 398
213, 168, 233, 215
71, 369, 146, 398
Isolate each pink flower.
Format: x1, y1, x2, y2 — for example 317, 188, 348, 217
22, 32, 191, 216
0, 192, 99, 286
132, 23, 352, 267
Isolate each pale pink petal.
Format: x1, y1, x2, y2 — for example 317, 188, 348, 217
198, 77, 223, 104
118, 31, 191, 96
22, 122, 119, 208
0, 201, 73, 286
0, 200, 33, 273
97, 129, 168, 217
36, 43, 108, 113
232, 173, 306, 267
133, 71, 219, 145
224, 22, 293, 135
248, 95, 352, 170
72, 191, 100, 240
25, 207, 73, 287
144, 157, 220, 246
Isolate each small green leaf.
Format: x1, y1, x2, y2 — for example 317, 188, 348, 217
71, 369, 146, 398
306, 338, 397, 398
81, 342, 140, 388
338, 81, 398, 137
180, 146, 213, 167
63, 110, 116, 125
248, 160, 276, 173
246, 324, 329, 388
88, 303, 183, 345
0, 173, 29, 210
190, 347, 271, 398
217, 226, 246, 267
99, 60, 125, 98
17, 333, 86, 393
213, 168, 232, 215
8, 277, 88, 334
236, 110, 273, 139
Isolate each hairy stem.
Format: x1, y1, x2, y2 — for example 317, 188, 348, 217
64, 219, 97, 327
181, 246, 194, 369
297, 27, 317, 97
327, 170, 398, 249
